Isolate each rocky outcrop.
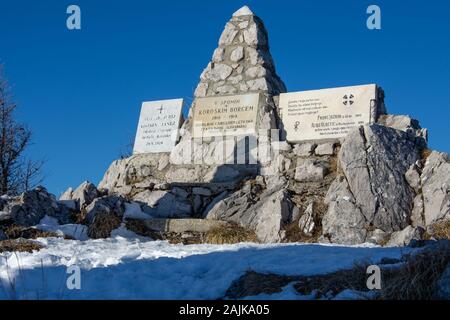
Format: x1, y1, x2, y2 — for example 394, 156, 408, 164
98, 151, 258, 194
60, 181, 99, 210
205, 178, 293, 242
84, 195, 126, 239
386, 225, 424, 247
377, 114, 427, 147
3, 187, 71, 227
322, 124, 421, 244
419, 151, 450, 226
132, 190, 192, 218
294, 159, 329, 182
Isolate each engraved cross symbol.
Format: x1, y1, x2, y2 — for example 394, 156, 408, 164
157, 105, 164, 113
343, 94, 354, 106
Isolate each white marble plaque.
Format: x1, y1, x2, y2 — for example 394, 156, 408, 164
133, 99, 183, 154
280, 84, 377, 142
192, 93, 260, 138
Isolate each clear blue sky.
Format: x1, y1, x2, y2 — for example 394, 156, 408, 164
0, 0, 449, 195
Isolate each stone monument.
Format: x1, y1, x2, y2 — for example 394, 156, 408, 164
170, 5, 286, 166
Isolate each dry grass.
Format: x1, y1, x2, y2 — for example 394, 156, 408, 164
379, 242, 450, 300
284, 200, 327, 243
87, 213, 121, 239
426, 220, 450, 240
421, 148, 432, 161
125, 219, 154, 237
225, 270, 299, 299
2, 224, 59, 240
329, 155, 342, 176
71, 208, 87, 224
290, 241, 450, 300
0, 239, 43, 253
294, 261, 369, 298
204, 223, 259, 244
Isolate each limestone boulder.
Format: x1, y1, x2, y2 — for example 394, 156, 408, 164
322, 124, 420, 244
419, 151, 450, 225
386, 225, 424, 247
4, 187, 69, 227
205, 180, 292, 243
294, 159, 329, 182
71, 181, 100, 209
377, 114, 427, 147
132, 190, 192, 218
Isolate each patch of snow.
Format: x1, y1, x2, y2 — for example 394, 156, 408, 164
110, 223, 152, 241
36, 216, 88, 241
0, 238, 414, 300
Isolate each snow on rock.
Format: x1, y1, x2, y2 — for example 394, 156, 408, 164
0, 238, 413, 300
36, 216, 89, 241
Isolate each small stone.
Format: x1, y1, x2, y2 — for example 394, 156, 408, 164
228, 75, 243, 84
230, 46, 244, 62
246, 47, 260, 65
293, 143, 316, 156
246, 78, 269, 91
232, 6, 254, 17
204, 63, 233, 82
294, 160, 328, 182
386, 226, 424, 247
243, 23, 266, 46
157, 154, 170, 171
238, 21, 249, 29
194, 82, 208, 97
239, 83, 249, 92
171, 187, 189, 199
315, 143, 335, 156
219, 23, 238, 46
298, 202, 315, 236
245, 66, 266, 78
216, 84, 237, 94
405, 164, 421, 192
291, 206, 301, 221
212, 47, 224, 62
193, 195, 203, 213
271, 141, 292, 152
192, 187, 212, 196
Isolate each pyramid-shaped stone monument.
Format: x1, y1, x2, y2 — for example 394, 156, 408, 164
170, 6, 286, 165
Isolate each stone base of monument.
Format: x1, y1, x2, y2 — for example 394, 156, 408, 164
89, 114, 440, 245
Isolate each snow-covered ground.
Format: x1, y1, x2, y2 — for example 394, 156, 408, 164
0, 230, 414, 300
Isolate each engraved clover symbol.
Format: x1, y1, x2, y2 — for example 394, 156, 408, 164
343, 94, 354, 106
294, 121, 300, 131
